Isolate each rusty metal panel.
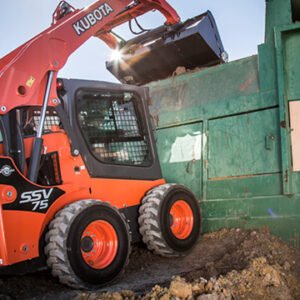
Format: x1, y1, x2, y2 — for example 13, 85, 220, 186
207, 174, 282, 200
201, 195, 300, 248
284, 30, 300, 100
148, 0, 300, 248
290, 101, 300, 171
275, 26, 300, 195
156, 123, 203, 199
148, 56, 267, 128
265, 0, 292, 44
208, 108, 281, 179
283, 30, 300, 172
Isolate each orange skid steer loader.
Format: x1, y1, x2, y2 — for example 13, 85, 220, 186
0, 0, 225, 288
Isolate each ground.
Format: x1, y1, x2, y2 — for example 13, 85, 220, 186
0, 228, 300, 300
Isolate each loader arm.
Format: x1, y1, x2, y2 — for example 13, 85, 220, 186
0, 0, 180, 115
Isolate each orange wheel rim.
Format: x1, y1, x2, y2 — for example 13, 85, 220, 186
170, 200, 194, 239
80, 220, 118, 269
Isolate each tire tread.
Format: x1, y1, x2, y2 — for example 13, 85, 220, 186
45, 200, 131, 288
139, 184, 178, 257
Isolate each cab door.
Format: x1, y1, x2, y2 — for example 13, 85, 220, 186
60, 79, 162, 181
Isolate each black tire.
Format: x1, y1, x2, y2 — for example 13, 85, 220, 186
45, 200, 131, 288
139, 184, 201, 257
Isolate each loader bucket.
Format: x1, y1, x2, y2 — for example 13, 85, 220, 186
106, 11, 227, 85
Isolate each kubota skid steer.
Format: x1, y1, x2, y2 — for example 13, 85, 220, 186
0, 0, 224, 288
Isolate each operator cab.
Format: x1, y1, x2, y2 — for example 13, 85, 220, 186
0, 80, 162, 186
57, 79, 162, 181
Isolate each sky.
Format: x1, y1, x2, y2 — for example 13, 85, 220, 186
0, 1, 266, 82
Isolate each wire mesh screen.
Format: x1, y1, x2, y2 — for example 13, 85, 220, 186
34, 110, 61, 131
22, 107, 62, 136
77, 91, 150, 166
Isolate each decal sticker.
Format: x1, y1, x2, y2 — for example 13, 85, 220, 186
20, 188, 54, 211
3, 186, 64, 213
73, 3, 114, 36
26, 76, 36, 88
1, 158, 65, 214
0, 165, 15, 177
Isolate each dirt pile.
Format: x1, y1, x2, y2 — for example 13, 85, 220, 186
1, 228, 300, 299
78, 256, 300, 299
76, 229, 300, 300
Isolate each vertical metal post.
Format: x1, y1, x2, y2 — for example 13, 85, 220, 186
28, 71, 54, 182
37, 71, 54, 138
275, 28, 294, 195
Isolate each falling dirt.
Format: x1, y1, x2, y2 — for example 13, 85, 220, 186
1, 228, 300, 300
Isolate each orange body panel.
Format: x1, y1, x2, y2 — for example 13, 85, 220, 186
0, 131, 165, 266
1, 210, 45, 264
0, 0, 181, 270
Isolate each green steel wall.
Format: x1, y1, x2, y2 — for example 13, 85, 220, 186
148, 0, 300, 248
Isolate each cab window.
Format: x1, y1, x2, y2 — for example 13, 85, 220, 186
77, 90, 151, 166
